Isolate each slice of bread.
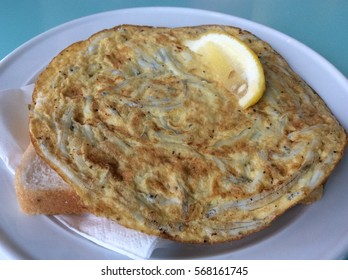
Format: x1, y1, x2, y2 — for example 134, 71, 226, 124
14, 144, 86, 215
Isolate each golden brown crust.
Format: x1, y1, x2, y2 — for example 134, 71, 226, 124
29, 25, 347, 243
14, 144, 86, 215
15, 186, 86, 215
300, 185, 324, 205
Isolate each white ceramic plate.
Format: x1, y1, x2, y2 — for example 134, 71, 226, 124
0, 7, 347, 260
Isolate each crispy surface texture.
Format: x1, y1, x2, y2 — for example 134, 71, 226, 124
29, 25, 347, 243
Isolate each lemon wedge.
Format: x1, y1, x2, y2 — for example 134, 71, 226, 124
184, 33, 265, 109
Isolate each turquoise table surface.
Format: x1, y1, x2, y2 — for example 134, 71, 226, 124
1, 0, 347, 77
0, 0, 347, 260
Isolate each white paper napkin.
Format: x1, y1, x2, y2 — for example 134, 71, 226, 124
0, 85, 169, 259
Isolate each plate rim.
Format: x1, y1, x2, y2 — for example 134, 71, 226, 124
0, 6, 347, 260
1, 6, 347, 86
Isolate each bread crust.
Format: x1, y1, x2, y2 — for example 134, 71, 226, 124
14, 144, 86, 215
29, 25, 347, 243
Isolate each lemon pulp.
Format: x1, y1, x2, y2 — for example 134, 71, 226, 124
184, 33, 266, 109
